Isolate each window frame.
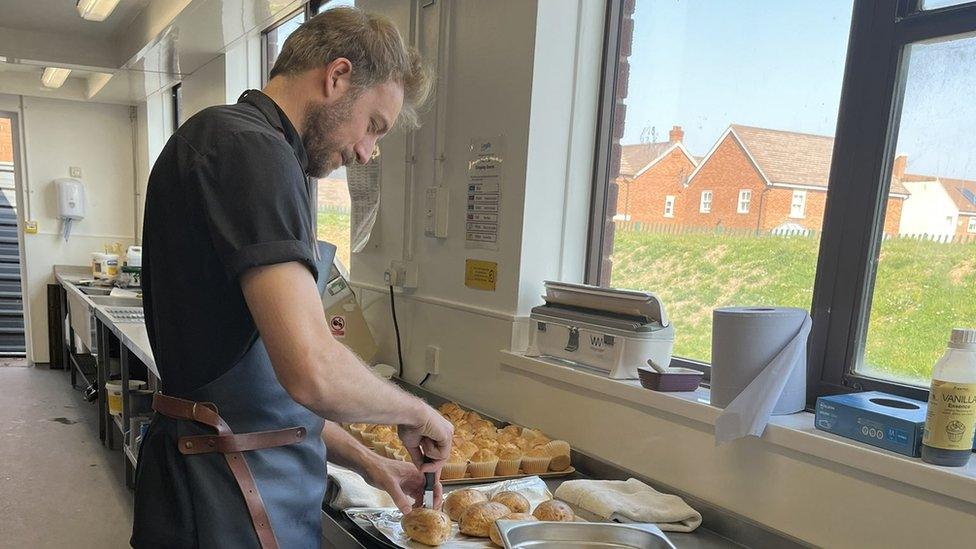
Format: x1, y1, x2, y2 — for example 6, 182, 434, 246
789, 190, 806, 218
699, 190, 712, 214
664, 195, 675, 218
585, 0, 976, 402
737, 189, 751, 214
968, 216, 976, 233
260, 1, 327, 85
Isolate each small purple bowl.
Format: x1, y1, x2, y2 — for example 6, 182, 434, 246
637, 367, 704, 392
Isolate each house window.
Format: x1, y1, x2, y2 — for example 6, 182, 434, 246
587, 0, 851, 372
969, 217, 976, 233
664, 195, 675, 218
589, 0, 976, 400
737, 189, 751, 214
790, 190, 806, 218
699, 191, 713, 214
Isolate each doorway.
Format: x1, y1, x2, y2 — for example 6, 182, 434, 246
0, 114, 27, 357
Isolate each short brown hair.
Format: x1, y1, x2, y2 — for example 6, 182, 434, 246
270, 6, 432, 129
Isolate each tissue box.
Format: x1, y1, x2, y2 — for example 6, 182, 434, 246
815, 392, 927, 457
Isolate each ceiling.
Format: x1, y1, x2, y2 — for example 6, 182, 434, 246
0, 0, 153, 40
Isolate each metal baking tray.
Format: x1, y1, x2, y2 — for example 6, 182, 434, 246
495, 521, 676, 549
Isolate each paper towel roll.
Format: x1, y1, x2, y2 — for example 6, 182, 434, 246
710, 307, 808, 414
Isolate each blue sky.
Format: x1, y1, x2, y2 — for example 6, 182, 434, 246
623, 0, 976, 180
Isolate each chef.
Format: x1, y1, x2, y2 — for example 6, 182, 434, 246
131, 7, 453, 548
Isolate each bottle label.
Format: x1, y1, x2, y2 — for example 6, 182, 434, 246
923, 380, 976, 450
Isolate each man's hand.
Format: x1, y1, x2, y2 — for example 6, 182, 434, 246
364, 456, 444, 514
398, 406, 454, 466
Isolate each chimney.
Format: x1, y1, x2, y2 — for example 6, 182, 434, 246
669, 125, 684, 144
893, 155, 907, 179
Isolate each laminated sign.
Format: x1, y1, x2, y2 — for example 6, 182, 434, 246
465, 137, 504, 250
465, 259, 497, 291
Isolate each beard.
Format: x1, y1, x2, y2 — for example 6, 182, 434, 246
302, 94, 355, 178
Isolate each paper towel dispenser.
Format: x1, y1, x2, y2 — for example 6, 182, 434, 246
55, 177, 86, 241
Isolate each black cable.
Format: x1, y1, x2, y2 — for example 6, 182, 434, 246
389, 285, 405, 379
419, 373, 432, 386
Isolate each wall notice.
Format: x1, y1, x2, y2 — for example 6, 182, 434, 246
464, 259, 498, 291
465, 136, 504, 250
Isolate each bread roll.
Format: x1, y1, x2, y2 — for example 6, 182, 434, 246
490, 491, 530, 514
488, 512, 537, 546
442, 488, 488, 522
401, 508, 452, 546
459, 501, 510, 538
532, 499, 574, 522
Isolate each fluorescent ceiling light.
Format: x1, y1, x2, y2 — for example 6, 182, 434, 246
42, 67, 72, 89
76, 0, 121, 22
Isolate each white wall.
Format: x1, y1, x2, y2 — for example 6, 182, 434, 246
0, 94, 136, 364
345, 2, 976, 547
899, 180, 959, 237
178, 54, 227, 123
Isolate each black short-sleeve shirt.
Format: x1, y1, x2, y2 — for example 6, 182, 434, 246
142, 90, 318, 395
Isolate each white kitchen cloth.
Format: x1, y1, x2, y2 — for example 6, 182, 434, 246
554, 478, 702, 532
714, 313, 812, 444
326, 463, 396, 510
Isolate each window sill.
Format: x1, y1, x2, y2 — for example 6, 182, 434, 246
499, 350, 976, 506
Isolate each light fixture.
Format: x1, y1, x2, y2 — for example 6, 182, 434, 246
42, 67, 72, 89
76, 0, 121, 22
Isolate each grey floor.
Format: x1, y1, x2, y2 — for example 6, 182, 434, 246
0, 363, 133, 548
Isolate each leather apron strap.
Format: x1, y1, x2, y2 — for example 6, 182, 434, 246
152, 393, 307, 549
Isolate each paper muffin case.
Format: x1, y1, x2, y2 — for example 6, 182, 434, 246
468, 458, 499, 478
371, 440, 390, 455
360, 431, 378, 445
520, 455, 552, 474
440, 461, 468, 480
495, 458, 522, 476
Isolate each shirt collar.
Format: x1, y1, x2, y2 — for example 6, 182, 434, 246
238, 89, 309, 174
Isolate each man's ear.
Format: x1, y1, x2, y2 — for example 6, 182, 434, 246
323, 58, 353, 99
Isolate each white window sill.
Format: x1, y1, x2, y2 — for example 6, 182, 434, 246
499, 350, 976, 506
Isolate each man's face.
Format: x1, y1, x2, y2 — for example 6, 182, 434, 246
303, 79, 403, 178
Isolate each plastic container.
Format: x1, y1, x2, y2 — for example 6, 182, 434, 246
921, 328, 976, 467
92, 252, 120, 280
105, 380, 145, 416
125, 246, 142, 268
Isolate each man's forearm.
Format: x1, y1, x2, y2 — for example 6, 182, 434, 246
321, 420, 379, 474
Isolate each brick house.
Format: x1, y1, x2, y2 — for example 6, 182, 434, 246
682, 124, 908, 235
899, 172, 976, 238
0, 118, 13, 163
615, 126, 697, 223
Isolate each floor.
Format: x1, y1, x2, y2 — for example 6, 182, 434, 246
0, 363, 133, 548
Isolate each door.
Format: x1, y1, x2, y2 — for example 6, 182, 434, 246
0, 115, 27, 356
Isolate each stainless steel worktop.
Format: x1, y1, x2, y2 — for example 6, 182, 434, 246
54, 265, 157, 378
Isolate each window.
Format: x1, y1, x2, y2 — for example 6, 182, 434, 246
261, 0, 355, 268
699, 191, 712, 214
969, 217, 976, 233
588, 0, 852, 370
790, 190, 806, 218
737, 189, 751, 214
589, 1, 976, 401
664, 195, 675, 218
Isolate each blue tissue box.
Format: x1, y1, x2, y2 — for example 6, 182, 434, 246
815, 391, 928, 457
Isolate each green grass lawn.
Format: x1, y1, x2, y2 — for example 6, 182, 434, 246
610, 228, 976, 384
317, 210, 351, 269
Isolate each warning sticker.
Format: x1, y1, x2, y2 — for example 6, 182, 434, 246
465, 259, 497, 291
329, 315, 346, 338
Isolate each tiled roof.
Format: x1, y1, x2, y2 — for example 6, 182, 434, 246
936, 177, 976, 214
730, 124, 909, 196
619, 142, 674, 178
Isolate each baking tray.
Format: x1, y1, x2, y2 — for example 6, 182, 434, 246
443, 467, 576, 485
495, 520, 676, 549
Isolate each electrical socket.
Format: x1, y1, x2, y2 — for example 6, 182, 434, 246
69, 166, 82, 178
425, 345, 441, 375
389, 260, 418, 289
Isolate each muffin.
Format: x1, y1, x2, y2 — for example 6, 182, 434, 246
438, 401, 462, 415
495, 432, 517, 446
441, 448, 469, 480
394, 448, 411, 462
473, 436, 499, 453
544, 440, 571, 471
512, 436, 532, 451
521, 428, 550, 447
463, 411, 483, 424
491, 491, 530, 514
359, 425, 379, 445
371, 430, 397, 455
443, 488, 488, 522
489, 513, 537, 547
457, 440, 480, 460
520, 447, 552, 474
468, 449, 499, 478
498, 425, 522, 437
532, 499, 574, 522
455, 423, 477, 439
349, 423, 369, 442
401, 508, 452, 546
495, 444, 523, 476
459, 501, 509, 538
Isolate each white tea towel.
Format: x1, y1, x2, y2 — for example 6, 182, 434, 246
554, 478, 702, 532
327, 463, 396, 510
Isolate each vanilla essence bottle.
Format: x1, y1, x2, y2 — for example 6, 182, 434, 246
921, 328, 976, 467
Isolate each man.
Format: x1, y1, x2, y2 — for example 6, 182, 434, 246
132, 7, 453, 548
